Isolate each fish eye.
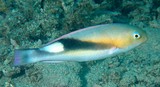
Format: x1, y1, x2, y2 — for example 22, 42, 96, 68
133, 32, 141, 39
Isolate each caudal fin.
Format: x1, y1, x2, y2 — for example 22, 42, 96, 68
14, 48, 39, 66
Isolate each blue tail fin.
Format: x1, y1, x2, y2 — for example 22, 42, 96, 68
14, 49, 39, 66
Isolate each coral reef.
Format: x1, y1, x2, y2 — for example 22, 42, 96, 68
0, 0, 160, 87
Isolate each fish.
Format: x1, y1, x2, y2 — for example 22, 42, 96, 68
14, 23, 147, 66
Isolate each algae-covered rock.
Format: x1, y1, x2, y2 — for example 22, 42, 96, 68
0, 0, 160, 87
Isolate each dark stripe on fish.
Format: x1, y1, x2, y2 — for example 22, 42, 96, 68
58, 38, 113, 50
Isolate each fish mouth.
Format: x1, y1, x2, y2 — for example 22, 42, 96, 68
145, 34, 148, 42
143, 30, 148, 42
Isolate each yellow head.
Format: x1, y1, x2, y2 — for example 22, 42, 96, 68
110, 24, 147, 50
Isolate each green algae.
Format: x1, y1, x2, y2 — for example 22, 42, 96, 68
0, 0, 160, 87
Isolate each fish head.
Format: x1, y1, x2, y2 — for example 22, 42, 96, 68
111, 24, 147, 51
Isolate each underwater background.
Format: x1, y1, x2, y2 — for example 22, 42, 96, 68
0, 0, 160, 87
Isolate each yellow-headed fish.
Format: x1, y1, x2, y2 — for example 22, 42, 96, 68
14, 24, 147, 66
